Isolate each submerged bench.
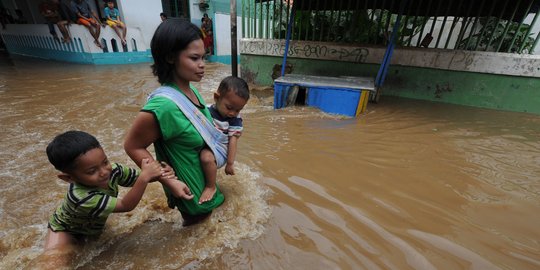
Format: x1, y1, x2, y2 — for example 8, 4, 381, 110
273, 74, 376, 117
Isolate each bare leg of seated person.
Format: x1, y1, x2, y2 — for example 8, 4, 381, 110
82, 24, 102, 48
111, 25, 125, 46
93, 39, 103, 48
120, 23, 127, 45
57, 21, 71, 43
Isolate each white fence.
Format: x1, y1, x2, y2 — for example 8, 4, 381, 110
1, 23, 148, 54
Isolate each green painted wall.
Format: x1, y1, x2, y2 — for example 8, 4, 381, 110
210, 0, 241, 14
240, 55, 540, 114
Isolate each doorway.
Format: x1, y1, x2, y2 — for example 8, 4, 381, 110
162, 0, 190, 19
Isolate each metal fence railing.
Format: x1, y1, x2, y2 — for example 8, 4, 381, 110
242, 0, 540, 54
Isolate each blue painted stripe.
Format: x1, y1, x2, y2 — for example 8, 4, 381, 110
206, 55, 240, 65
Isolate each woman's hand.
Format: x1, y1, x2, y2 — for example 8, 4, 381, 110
158, 161, 194, 200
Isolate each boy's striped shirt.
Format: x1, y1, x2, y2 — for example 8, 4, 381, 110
48, 163, 139, 236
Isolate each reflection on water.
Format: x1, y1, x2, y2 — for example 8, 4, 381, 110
0, 56, 539, 269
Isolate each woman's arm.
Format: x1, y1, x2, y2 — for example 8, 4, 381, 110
90, 5, 101, 23
124, 111, 193, 200
124, 111, 160, 167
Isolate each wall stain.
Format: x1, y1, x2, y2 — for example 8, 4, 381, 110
271, 63, 293, 81
241, 69, 258, 84
434, 83, 452, 99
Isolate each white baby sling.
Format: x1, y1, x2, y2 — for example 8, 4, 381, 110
148, 86, 228, 168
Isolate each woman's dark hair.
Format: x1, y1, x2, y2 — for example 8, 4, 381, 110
217, 76, 250, 101
46, 130, 101, 172
151, 18, 203, 85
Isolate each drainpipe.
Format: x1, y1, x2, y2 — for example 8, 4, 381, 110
374, 0, 408, 102
231, 0, 238, 77
280, 1, 296, 77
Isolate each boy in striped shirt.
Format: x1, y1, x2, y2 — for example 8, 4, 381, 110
44, 130, 193, 252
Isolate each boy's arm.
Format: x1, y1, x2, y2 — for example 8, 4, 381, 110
92, 11, 101, 23
90, 5, 101, 23
224, 135, 238, 175
76, 11, 87, 19
113, 159, 161, 212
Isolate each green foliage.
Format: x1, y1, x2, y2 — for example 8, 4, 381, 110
459, 17, 535, 53
271, 4, 426, 46
262, 1, 534, 53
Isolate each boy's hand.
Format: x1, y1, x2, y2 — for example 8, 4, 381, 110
139, 158, 162, 182
156, 161, 174, 183
225, 164, 235, 175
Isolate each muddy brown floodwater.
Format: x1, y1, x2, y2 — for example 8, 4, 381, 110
0, 55, 539, 269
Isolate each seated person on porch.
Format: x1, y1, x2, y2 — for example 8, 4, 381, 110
14, 9, 27, 24
0, 8, 14, 29
39, 0, 71, 43
72, 0, 103, 48
59, 0, 78, 24
104, 1, 127, 46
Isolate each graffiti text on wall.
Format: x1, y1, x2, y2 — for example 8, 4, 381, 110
241, 40, 369, 63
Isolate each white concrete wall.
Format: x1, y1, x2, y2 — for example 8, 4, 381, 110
190, 0, 205, 26
215, 12, 243, 56
116, 0, 162, 49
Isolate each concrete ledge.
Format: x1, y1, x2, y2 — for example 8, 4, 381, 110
240, 39, 540, 78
